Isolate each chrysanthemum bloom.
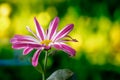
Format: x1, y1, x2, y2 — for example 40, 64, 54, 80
11, 17, 77, 66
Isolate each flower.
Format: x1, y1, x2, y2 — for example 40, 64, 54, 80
11, 17, 77, 66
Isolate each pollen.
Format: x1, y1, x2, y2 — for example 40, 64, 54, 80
40, 40, 52, 46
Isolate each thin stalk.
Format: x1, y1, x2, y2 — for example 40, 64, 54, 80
44, 50, 48, 72
42, 72, 45, 80
43, 50, 48, 80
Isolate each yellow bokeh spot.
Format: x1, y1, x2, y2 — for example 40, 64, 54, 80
0, 16, 10, 38
84, 34, 107, 53
98, 17, 111, 32
114, 53, 120, 65
110, 22, 120, 46
46, 7, 57, 17
0, 3, 11, 16
37, 12, 51, 27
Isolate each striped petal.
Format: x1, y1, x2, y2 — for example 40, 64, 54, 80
53, 43, 76, 56
34, 17, 45, 41
53, 24, 74, 41
13, 35, 34, 39
11, 38, 34, 43
23, 47, 33, 55
47, 17, 59, 40
12, 43, 43, 49
10, 35, 38, 44
32, 49, 42, 66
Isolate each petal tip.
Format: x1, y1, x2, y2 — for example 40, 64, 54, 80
10, 38, 14, 43
34, 17, 38, 23
69, 50, 76, 57
70, 24, 74, 28
34, 17, 37, 20
32, 62, 37, 67
32, 58, 38, 67
55, 17, 59, 21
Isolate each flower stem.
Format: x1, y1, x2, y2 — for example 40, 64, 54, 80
44, 50, 48, 72
42, 50, 48, 80
42, 72, 45, 80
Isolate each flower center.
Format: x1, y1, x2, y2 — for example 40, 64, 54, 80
40, 40, 52, 46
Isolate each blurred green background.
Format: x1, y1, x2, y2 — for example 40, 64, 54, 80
0, 0, 120, 80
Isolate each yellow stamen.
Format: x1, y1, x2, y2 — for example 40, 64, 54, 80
40, 40, 52, 46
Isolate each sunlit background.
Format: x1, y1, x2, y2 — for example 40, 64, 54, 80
0, 0, 120, 80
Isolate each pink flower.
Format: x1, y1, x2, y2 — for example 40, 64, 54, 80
11, 17, 77, 66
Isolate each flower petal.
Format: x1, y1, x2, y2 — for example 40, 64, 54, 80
10, 35, 39, 44
23, 47, 33, 55
53, 43, 76, 56
53, 24, 74, 41
13, 35, 34, 39
34, 17, 45, 41
11, 38, 33, 44
47, 17, 59, 40
32, 49, 42, 66
12, 43, 43, 49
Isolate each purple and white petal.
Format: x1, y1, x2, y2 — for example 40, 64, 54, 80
47, 17, 59, 40
12, 41, 38, 45
11, 35, 39, 43
14, 35, 34, 39
32, 49, 42, 66
11, 38, 38, 44
11, 38, 33, 43
34, 17, 45, 41
23, 47, 33, 55
12, 43, 43, 49
12, 44, 26, 49
53, 43, 76, 56
53, 24, 74, 41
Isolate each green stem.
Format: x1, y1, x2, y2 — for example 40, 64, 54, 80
42, 72, 45, 80
42, 50, 48, 80
44, 51, 48, 72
